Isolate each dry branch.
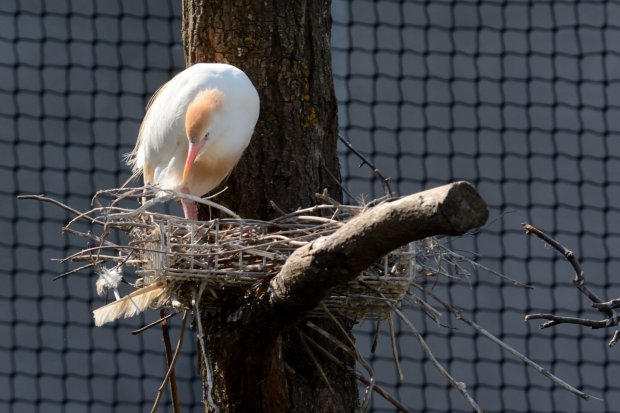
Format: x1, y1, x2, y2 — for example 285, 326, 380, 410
523, 223, 620, 348
204, 181, 488, 412
257, 181, 489, 334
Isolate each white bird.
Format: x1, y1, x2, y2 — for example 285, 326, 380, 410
126, 63, 260, 220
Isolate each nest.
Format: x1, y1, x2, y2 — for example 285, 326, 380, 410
135, 212, 414, 320
63, 187, 416, 323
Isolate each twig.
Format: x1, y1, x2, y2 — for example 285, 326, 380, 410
524, 314, 613, 330
369, 290, 482, 413
108, 191, 241, 220
150, 309, 189, 413
370, 320, 381, 353
193, 284, 219, 413
323, 164, 357, 202
592, 298, 620, 312
391, 305, 483, 412
160, 309, 181, 413
418, 285, 592, 400
523, 223, 620, 347
268, 200, 288, 217
53, 262, 97, 280
132, 312, 178, 335
338, 134, 395, 197
17, 194, 107, 225
609, 330, 620, 348
301, 332, 411, 413
387, 313, 404, 382
295, 330, 335, 395
307, 316, 375, 412
523, 223, 609, 313
442, 247, 532, 289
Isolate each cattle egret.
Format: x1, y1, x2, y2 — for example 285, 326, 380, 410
126, 63, 260, 220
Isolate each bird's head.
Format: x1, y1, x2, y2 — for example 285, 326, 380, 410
183, 89, 224, 181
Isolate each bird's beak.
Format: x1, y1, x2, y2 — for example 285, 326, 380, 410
183, 141, 203, 181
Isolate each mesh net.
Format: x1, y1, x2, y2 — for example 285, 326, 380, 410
4, 0, 620, 412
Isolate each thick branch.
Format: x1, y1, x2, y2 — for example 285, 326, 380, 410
209, 181, 487, 412
236, 181, 488, 339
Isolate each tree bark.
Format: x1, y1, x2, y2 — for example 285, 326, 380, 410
182, 1, 356, 412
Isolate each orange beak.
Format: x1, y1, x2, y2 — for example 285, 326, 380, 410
183, 141, 203, 181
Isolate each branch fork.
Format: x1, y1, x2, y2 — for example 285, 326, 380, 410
523, 223, 620, 347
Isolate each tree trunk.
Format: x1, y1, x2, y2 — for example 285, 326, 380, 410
181, 2, 357, 412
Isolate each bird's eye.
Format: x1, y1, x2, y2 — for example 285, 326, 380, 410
203, 132, 209, 141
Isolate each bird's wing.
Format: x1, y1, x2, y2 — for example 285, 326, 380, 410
123, 80, 172, 184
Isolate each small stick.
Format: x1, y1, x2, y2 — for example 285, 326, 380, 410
338, 134, 395, 197
418, 285, 592, 400
193, 284, 219, 413
296, 330, 335, 395
160, 309, 181, 413
301, 332, 411, 413
592, 298, 620, 312
442, 247, 532, 289
387, 313, 404, 382
323, 164, 357, 202
524, 314, 612, 330
108, 192, 240, 220
523, 223, 609, 313
523, 223, 620, 347
150, 309, 189, 413
269, 200, 288, 217
17, 194, 106, 225
390, 305, 483, 412
307, 317, 375, 412
132, 312, 178, 335
370, 320, 381, 353
53, 262, 97, 280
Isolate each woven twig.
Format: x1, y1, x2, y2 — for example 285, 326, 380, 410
65, 187, 415, 320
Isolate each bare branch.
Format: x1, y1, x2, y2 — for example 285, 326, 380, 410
339, 134, 395, 197
592, 298, 620, 312
609, 330, 620, 348
160, 309, 181, 413
132, 312, 178, 335
301, 332, 411, 413
17, 194, 106, 225
523, 223, 609, 314
391, 305, 483, 412
150, 309, 189, 413
524, 314, 614, 330
418, 286, 591, 400
523, 223, 620, 347
252, 181, 488, 336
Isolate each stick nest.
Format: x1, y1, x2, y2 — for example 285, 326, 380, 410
68, 187, 416, 321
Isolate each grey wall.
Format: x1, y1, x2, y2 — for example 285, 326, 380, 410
3, 0, 620, 412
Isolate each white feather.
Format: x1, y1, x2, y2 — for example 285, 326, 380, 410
93, 282, 167, 327
95, 266, 123, 297
126, 63, 260, 196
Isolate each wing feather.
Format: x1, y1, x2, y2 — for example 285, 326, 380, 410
124, 80, 171, 181
93, 282, 167, 327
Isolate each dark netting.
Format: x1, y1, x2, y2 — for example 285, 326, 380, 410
3, 0, 620, 412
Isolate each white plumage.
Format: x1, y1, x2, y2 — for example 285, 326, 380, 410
93, 282, 166, 327
126, 63, 260, 220
92, 64, 259, 327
